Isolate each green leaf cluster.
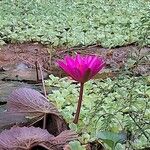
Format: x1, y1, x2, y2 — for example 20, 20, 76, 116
67, 141, 86, 150
0, 0, 149, 47
96, 131, 126, 150
46, 74, 150, 149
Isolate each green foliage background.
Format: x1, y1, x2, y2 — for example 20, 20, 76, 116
46, 75, 150, 149
0, 0, 149, 47
0, 0, 149, 149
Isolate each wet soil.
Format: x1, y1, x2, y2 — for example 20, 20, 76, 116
0, 42, 149, 104
0, 42, 149, 150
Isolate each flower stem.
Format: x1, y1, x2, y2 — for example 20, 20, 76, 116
73, 83, 84, 124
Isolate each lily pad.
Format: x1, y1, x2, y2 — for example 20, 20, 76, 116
96, 131, 126, 150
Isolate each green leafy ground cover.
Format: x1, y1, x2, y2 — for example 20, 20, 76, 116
0, 0, 149, 149
0, 0, 149, 47
46, 74, 150, 149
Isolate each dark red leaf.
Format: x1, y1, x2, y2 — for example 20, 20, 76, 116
5, 88, 68, 135
40, 130, 78, 150
0, 112, 27, 132
51, 130, 78, 145
7, 88, 59, 115
0, 112, 43, 132
0, 126, 53, 149
0, 127, 78, 150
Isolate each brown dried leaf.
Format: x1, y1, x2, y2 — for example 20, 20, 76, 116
0, 126, 53, 149
6, 88, 68, 135
0, 112, 44, 132
52, 130, 78, 145
0, 112, 27, 132
44, 130, 78, 150
0, 127, 78, 150
7, 88, 59, 115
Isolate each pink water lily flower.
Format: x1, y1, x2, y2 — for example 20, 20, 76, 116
57, 54, 105, 83
57, 54, 105, 124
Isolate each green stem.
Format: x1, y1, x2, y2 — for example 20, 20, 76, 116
73, 83, 84, 124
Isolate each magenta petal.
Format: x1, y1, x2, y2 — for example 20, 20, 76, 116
65, 56, 75, 68
90, 62, 105, 78
72, 68, 83, 82
85, 55, 96, 64
57, 54, 105, 83
57, 61, 76, 78
90, 57, 104, 70
76, 54, 83, 64
57, 61, 70, 73
85, 55, 92, 63
89, 57, 99, 68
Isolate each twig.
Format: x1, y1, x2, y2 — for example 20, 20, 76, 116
129, 113, 150, 141
35, 61, 39, 83
38, 61, 47, 97
37, 61, 47, 129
